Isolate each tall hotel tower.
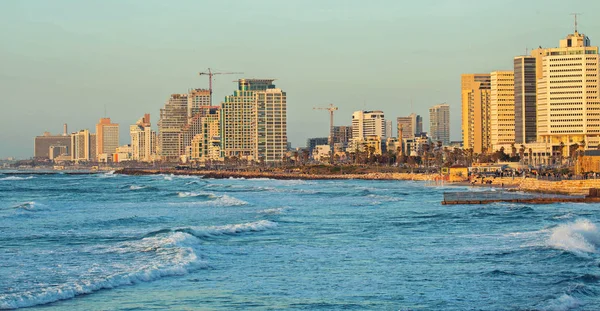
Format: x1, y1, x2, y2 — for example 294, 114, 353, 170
536, 29, 600, 152
95, 118, 119, 159
221, 79, 287, 162
461, 74, 491, 154
490, 71, 515, 150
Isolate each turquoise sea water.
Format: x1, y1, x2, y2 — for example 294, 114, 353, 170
0, 173, 599, 310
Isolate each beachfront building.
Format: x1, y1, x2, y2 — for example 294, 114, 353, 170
221, 79, 288, 163
461, 73, 491, 154
536, 29, 600, 156
352, 110, 386, 140
71, 129, 96, 162
187, 88, 211, 120
188, 110, 222, 163
95, 118, 119, 161
490, 71, 515, 150
113, 144, 132, 163
429, 103, 450, 146
130, 114, 157, 162
396, 113, 422, 139
158, 94, 188, 162
34, 127, 71, 160
514, 55, 538, 144
180, 106, 220, 159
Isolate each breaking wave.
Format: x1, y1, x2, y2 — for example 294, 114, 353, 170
0, 232, 207, 309
177, 191, 216, 198
0, 176, 34, 181
168, 193, 248, 207
145, 220, 277, 240
548, 219, 600, 257
10, 201, 46, 212
543, 294, 581, 311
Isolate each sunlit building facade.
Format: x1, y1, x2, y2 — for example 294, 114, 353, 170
221, 79, 287, 162
461, 73, 491, 154
490, 71, 515, 150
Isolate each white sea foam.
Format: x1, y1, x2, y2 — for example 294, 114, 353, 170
168, 194, 248, 207
548, 219, 600, 257
213, 195, 248, 206
186, 220, 277, 238
543, 294, 581, 311
177, 191, 215, 198
0, 232, 206, 309
98, 171, 117, 178
129, 185, 146, 190
553, 212, 575, 220
10, 201, 45, 211
0, 176, 34, 181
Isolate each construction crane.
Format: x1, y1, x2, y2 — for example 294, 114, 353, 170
198, 68, 243, 106
313, 104, 338, 163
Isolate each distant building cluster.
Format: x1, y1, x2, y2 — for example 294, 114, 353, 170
34, 79, 287, 165
461, 27, 600, 165
305, 103, 451, 163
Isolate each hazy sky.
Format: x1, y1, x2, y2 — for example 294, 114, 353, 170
2, 0, 600, 158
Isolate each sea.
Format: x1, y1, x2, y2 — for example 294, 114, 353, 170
0, 172, 599, 311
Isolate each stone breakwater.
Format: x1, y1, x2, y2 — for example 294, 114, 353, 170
473, 176, 600, 196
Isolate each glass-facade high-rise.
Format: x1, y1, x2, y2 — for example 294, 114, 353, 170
514, 56, 537, 144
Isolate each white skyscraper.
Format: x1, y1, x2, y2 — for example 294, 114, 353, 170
351, 110, 386, 140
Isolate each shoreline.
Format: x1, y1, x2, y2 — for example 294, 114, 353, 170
4, 168, 600, 196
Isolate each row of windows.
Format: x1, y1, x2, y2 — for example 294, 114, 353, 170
549, 91, 583, 95
550, 74, 583, 78
549, 85, 582, 89
549, 69, 583, 73
551, 130, 584, 133
550, 114, 583, 117
550, 124, 583, 127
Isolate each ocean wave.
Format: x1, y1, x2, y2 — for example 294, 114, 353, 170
542, 294, 581, 311
129, 185, 146, 190
10, 201, 46, 212
203, 184, 274, 192
257, 207, 289, 214
553, 212, 575, 220
0, 176, 34, 181
177, 191, 216, 198
168, 194, 248, 207
144, 220, 277, 239
0, 232, 207, 309
98, 171, 117, 178
183, 220, 277, 238
548, 219, 600, 257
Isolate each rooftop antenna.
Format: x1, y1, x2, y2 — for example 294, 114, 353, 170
571, 13, 581, 32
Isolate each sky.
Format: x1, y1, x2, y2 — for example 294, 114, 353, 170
2, 0, 600, 159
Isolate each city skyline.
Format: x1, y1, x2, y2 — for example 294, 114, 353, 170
2, 1, 600, 158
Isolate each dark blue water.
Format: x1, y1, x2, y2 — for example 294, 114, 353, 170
1, 173, 599, 310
